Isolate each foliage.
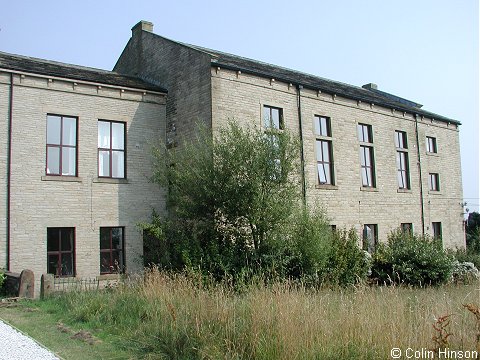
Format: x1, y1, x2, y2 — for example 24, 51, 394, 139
0, 269, 5, 292
138, 209, 169, 267
371, 229, 454, 286
450, 260, 480, 284
282, 207, 333, 282
324, 228, 371, 286
150, 121, 302, 281
451, 248, 480, 270
466, 212, 480, 254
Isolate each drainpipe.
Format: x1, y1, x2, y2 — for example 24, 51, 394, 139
6, 73, 13, 270
414, 114, 425, 236
296, 84, 306, 205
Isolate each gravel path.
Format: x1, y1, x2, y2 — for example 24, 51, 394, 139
0, 320, 60, 360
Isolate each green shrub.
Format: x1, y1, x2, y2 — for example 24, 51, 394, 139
148, 121, 302, 282
0, 269, 5, 291
451, 248, 480, 270
284, 207, 332, 282
324, 228, 370, 286
371, 230, 454, 286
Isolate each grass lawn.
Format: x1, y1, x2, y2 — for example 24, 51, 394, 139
0, 302, 135, 360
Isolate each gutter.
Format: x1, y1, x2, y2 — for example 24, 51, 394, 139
6, 73, 13, 270
297, 85, 306, 205
414, 114, 426, 236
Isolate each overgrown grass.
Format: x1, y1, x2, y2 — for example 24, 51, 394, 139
37, 269, 480, 359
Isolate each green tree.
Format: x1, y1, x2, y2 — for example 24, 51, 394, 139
466, 212, 480, 253
149, 121, 302, 279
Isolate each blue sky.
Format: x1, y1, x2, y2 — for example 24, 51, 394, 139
1, 0, 478, 212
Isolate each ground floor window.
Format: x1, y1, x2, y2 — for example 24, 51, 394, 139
362, 224, 378, 253
47, 227, 75, 277
401, 223, 413, 235
100, 227, 125, 274
432, 222, 442, 240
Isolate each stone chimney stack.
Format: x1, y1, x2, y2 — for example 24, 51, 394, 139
362, 83, 378, 90
132, 20, 154, 37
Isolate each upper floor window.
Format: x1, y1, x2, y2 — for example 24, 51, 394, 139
263, 105, 283, 130
395, 130, 410, 190
98, 120, 126, 178
429, 173, 440, 191
314, 115, 331, 137
357, 123, 373, 143
358, 123, 375, 188
47, 227, 75, 277
100, 227, 125, 274
426, 136, 437, 153
314, 116, 334, 185
46, 114, 77, 176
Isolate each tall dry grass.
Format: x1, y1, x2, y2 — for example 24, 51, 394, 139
44, 268, 480, 359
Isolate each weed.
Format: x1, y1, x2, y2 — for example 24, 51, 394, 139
431, 314, 452, 352
463, 303, 480, 353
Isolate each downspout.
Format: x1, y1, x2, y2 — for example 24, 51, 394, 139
414, 114, 425, 236
296, 85, 306, 205
6, 73, 13, 270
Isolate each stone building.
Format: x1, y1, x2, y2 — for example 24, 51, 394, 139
0, 20, 465, 295
0, 51, 167, 294
115, 21, 464, 250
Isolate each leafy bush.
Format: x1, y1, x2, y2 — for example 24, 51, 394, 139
371, 230, 454, 286
451, 248, 480, 270
0, 269, 5, 294
149, 121, 302, 281
324, 229, 371, 286
451, 260, 480, 284
284, 207, 332, 282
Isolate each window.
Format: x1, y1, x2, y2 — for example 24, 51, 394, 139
314, 115, 330, 137
429, 173, 440, 191
314, 116, 334, 185
264, 133, 282, 180
358, 123, 375, 187
47, 228, 75, 277
426, 136, 437, 153
46, 114, 77, 176
432, 222, 442, 240
401, 223, 413, 235
363, 224, 378, 253
395, 131, 410, 189
100, 227, 125, 274
263, 105, 283, 130
98, 120, 126, 178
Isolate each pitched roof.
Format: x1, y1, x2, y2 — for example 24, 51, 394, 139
0, 51, 167, 93
184, 44, 459, 125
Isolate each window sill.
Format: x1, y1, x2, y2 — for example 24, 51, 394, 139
41, 175, 82, 182
93, 178, 129, 184
315, 184, 338, 190
426, 152, 439, 157
360, 186, 378, 192
428, 190, 442, 195
397, 188, 412, 193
